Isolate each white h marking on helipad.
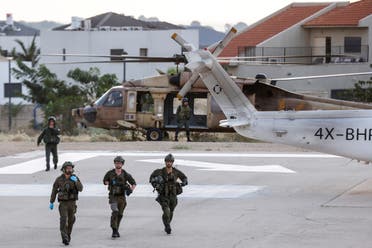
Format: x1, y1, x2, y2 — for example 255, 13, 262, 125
0, 184, 264, 199
139, 159, 295, 173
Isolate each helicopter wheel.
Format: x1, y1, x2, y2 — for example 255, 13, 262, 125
146, 128, 163, 141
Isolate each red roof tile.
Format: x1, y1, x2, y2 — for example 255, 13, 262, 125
304, 0, 372, 27
219, 4, 329, 57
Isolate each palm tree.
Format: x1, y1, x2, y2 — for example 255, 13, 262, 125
13, 34, 40, 67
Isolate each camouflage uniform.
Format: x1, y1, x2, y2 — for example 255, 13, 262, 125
175, 103, 191, 141
103, 169, 136, 232
149, 167, 187, 234
37, 121, 60, 170
50, 174, 83, 244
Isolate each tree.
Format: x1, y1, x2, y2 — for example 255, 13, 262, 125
67, 67, 119, 100
12, 34, 40, 67
13, 63, 88, 132
338, 79, 372, 103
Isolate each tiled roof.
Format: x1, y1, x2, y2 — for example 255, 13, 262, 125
53, 12, 183, 31
304, 0, 372, 27
219, 4, 329, 57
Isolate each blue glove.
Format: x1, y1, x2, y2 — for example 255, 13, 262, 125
70, 175, 77, 182
112, 179, 116, 185
49, 203, 54, 210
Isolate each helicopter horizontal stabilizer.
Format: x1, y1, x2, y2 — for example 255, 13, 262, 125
219, 119, 250, 128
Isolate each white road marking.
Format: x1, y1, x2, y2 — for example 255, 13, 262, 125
139, 159, 296, 173
0, 150, 333, 174
0, 153, 96, 174
0, 184, 264, 199
6, 150, 340, 159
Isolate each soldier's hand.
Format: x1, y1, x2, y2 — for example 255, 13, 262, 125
70, 175, 78, 182
49, 203, 54, 210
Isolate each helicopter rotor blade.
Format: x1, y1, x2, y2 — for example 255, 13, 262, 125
212, 27, 237, 56
171, 33, 196, 52
44, 59, 182, 65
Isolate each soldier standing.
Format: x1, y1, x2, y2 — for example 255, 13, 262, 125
49, 161, 83, 246
37, 116, 61, 171
149, 154, 188, 234
103, 156, 136, 238
175, 97, 192, 142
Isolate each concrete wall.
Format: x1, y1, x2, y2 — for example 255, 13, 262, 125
40, 29, 198, 82
0, 104, 40, 131
0, 36, 40, 54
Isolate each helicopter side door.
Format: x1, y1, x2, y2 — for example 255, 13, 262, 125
164, 93, 208, 129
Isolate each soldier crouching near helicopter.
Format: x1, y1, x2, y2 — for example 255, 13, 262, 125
175, 97, 192, 142
103, 156, 136, 238
37, 116, 61, 171
49, 161, 83, 246
149, 153, 188, 234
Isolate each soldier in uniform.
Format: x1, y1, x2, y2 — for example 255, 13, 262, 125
37, 116, 61, 171
49, 161, 83, 246
175, 97, 192, 142
103, 156, 136, 238
149, 153, 188, 234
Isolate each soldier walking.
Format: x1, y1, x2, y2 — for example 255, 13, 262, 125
37, 116, 61, 171
49, 161, 83, 246
103, 156, 136, 238
175, 97, 192, 142
149, 154, 188, 234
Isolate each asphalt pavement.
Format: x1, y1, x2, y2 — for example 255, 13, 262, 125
1, 148, 372, 248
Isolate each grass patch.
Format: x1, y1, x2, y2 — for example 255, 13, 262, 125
171, 145, 191, 150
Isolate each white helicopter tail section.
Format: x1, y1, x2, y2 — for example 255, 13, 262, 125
188, 50, 257, 126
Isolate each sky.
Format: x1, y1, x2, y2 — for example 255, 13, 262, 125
2, 0, 359, 32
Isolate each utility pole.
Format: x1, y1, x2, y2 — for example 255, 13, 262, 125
7, 57, 12, 131
122, 51, 128, 82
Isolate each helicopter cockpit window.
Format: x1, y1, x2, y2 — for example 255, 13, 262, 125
137, 92, 154, 113
103, 91, 123, 107
193, 98, 207, 115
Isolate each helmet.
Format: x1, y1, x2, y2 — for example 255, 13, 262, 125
182, 97, 189, 103
48, 116, 56, 122
61, 161, 74, 172
164, 153, 175, 162
114, 156, 125, 164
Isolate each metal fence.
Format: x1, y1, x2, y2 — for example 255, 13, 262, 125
237, 45, 369, 64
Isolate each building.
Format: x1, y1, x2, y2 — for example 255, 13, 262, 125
222, 0, 372, 98
40, 12, 199, 82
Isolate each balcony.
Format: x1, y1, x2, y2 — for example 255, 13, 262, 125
236, 45, 369, 65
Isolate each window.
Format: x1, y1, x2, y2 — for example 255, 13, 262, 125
103, 91, 123, 107
344, 37, 361, 53
193, 98, 207, 115
4, 83, 22, 97
110, 49, 124, 61
139, 48, 148, 57
127, 92, 137, 112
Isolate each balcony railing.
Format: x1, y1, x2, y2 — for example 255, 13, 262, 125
237, 45, 369, 64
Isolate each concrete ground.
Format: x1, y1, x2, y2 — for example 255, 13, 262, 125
0, 141, 372, 248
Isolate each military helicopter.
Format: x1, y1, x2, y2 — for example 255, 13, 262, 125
171, 28, 372, 162
45, 28, 372, 144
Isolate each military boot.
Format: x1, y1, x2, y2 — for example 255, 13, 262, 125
62, 238, 69, 245
54, 163, 57, 170
45, 166, 50, 172
165, 224, 171, 234
112, 228, 120, 238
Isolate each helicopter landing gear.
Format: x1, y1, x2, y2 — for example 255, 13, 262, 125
146, 128, 163, 141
